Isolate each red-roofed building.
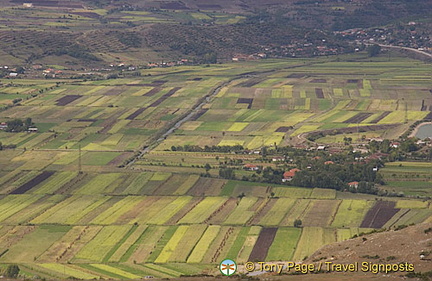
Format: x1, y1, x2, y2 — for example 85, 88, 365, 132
244, 164, 259, 171
324, 161, 334, 165
348, 181, 359, 188
282, 168, 300, 182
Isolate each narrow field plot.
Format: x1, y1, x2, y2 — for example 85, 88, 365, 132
173, 175, 200, 195
108, 120, 131, 134
125, 226, 168, 263
91, 196, 143, 224
155, 225, 189, 263
122, 172, 153, 195
39, 264, 100, 280
65, 196, 112, 225
396, 200, 429, 209
302, 200, 341, 227
1, 194, 65, 225
290, 125, 321, 136
266, 227, 302, 261
133, 197, 178, 224
178, 197, 227, 224
80, 152, 121, 165
74, 173, 123, 195
273, 187, 312, 198
101, 134, 123, 146
331, 200, 374, 228
147, 196, 192, 225
259, 198, 296, 225
0, 194, 43, 223
187, 225, 221, 263
90, 264, 140, 280
280, 199, 312, 226
74, 225, 132, 262
150, 172, 171, 181
384, 208, 431, 228
225, 227, 249, 261
0, 225, 71, 263
201, 226, 240, 264
31, 195, 106, 224
246, 134, 283, 149
237, 226, 261, 263
292, 227, 325, 261
108, 225, 148, 263
310, 188, 336, 199
224, 197, 258, 225
37, 226, 91, 262
32, 171, 78, 194
227, 122, 249, 132
168, 225, 208, 262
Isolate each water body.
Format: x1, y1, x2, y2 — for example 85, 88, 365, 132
415, 123, 432, 139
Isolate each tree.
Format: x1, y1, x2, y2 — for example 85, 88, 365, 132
219, 168, 235, 179
367, 44, 381, 57
4, 264, 20, 278
294, 219, 302, 228
204, 163, 211, 172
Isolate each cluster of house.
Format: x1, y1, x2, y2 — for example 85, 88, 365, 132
0, 122, 38, 132
147, 59, 189, 68
335, 22, 432, 54
232, 42, 344, 61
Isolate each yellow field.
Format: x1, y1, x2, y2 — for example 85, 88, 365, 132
101, 134, 123, 146
227, 122, 249, 131
290, 124, 321, 136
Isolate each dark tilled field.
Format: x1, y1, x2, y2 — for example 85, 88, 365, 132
237, 98, 253, 109
143, 87, 162, 97
360, 201, 399, 228
10, 171, 54, 194
248, 227, 278, 261
126, 108, 146, 120
149, 87, 181, 107
315, 88, 324, 99
275, 126, 291, 132
343, 113, 373, 123
370, 111, 391, 123
56, 95, 82, 106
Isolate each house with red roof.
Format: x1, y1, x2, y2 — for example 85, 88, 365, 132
282, 168, 300, 182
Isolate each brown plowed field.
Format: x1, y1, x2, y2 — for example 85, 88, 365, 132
248, 227, 278, 261
10, 171, 54, 194
370, 111, 391, 123
360, 201, 399, 228
56, 95, 82, 106
343, 113, 373, 124
315, 88, 324, 99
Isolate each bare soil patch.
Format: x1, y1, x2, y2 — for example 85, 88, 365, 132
10, 171, 54, 194
315, 88, 324, 99
248, 227, 278, 261
56, 95, 82, 106
343, 113, 373, 124
360, 201, 399, 228
370, 111, 391, 123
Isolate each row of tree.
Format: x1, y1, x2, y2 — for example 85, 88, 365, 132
3, 118, 34, 132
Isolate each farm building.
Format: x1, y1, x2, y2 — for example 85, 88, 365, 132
282, 168, 301, 182
348, 181, 359, 188
244, 164, 259, 171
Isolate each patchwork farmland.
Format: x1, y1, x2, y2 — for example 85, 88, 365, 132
0, 55, 431, 279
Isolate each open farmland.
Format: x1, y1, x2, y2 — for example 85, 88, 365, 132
0, 55, 431, 279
